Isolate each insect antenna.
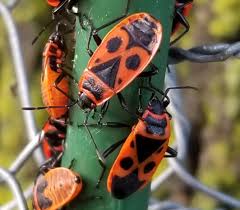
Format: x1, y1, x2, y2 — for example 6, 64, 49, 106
32, 19, 56, 45
162, 85, 198, 102
22, 100, 78, 111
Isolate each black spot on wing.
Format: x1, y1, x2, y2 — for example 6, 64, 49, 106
125, 54, 140, 70
37, 177, 48, 193
111, 168, 145, 199
107, 37, 122, 53
36, 177, 53, 209
135, 134, 165, 163
95, 58, 101, 63
91, 56, 121, 88
144, 161, 156, 174
120, 157, 134, 170
37, 193, 53, 209
130, 140, 134, 148
118, 78, 122, 84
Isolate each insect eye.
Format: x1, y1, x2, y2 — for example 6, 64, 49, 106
74, 176, 81, 184
91, 103, 96, 109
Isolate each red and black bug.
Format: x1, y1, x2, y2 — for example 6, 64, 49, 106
33, 167, 82, 210
101, 86, 197, 199
41, 26, 70, 119
171, 0, 193, 45
41, 118, 66, 159
77, 10, 162, 113
24, 24, 74, 118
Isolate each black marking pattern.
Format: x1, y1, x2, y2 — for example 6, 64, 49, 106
111, 168, 145, 199
144, 115, 167, 136
122, 18, 157, 54
107, 37, 122, 53
36, 177, 53, 209
95, 58, 101, 63
45, 131, 63, 147
120, 157, 134, 170
145, 115, 167, 127
37, 177, 48, 193
135, 134, 166, 163
125, 54, 140, 70
130, 140, 134, 148
144, 161, 156, 174
146, 125, 165, 136
91, 56, 121, 88
49, 56, 58, 72
82, 78, 103, 100
49, 119, 67, 133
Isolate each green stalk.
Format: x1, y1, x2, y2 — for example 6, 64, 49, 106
61, 0, 175, 209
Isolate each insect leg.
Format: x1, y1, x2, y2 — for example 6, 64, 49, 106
32, 19, 56, 45
102, 138, 126, 159
83, 113, 107, 188
68, 158, 77, 169
86, 0, 130, 55
78, 122, 130, 128
92, 0, 130, 33
97, 138, 126, 188
164, 146, 177, 157
98, 101, 110, 124
117, 93, 137, 118
138, 63, 159, 77
137, 87, 144, 115
52, 0, 70, 15
53, 72, 76, 102
170, 1, 192, 45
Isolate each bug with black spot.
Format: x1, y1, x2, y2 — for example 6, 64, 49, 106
77, 1, 163, 113
171, 0, 193, 45
23, 23, 75, 118
33, 166, 82, 210
104, 86, 197, 199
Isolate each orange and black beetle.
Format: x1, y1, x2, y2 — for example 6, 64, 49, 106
33, 167, 82, 210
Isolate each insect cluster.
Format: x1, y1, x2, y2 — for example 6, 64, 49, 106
24, 0, 194, 209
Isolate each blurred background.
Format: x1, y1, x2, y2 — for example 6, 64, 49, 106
0, 0, 240, 209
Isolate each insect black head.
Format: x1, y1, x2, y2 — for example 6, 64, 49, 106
148, 97, 167, 115
78, 92, 96, 110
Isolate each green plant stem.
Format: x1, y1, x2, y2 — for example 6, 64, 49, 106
61, 0, 175, 209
